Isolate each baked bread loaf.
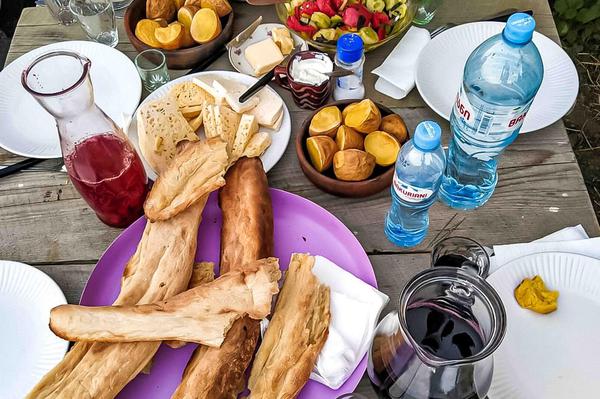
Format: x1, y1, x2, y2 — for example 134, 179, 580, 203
248, 253, 331, 399
172, 157, 274, 399
49, 258, 281, 346
26, 198, 207, 399
144, 138, 228, 221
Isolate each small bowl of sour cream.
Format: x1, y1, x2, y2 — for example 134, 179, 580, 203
274, 51, 333, 110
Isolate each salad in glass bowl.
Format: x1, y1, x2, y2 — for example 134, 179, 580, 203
275, 0, 415, 52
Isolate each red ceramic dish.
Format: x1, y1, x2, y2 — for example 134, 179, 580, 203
274, 51, 333, 110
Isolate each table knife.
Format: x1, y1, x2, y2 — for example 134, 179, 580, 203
225, 16, 263, 50
0, 158, 45, 179
238, 44, 303, 103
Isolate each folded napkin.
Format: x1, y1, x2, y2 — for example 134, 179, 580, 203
372, 26, 431, 100
260, 255, 389, 390
489, 225, 600, 274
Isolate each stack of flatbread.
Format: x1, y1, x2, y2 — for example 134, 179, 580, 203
137, 76, 284, 174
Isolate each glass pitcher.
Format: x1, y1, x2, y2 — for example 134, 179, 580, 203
368, 266, 506, 399
21, 51, 148, 228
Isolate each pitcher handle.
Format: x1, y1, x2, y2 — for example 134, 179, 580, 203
274, 65, 291, 90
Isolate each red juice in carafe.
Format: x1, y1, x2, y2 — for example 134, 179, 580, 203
64, 133, 148, 228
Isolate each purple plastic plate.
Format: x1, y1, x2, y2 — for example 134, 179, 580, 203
81, 188, 377, 398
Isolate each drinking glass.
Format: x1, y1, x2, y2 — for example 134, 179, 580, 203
46, 0, 77, 25
413, 0, 442, 25
431, 236, 491, 278
69, 0, 118, 47
134, 50, 170, 92
112, 0, 134, 18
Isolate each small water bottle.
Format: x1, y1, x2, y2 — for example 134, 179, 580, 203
334, 34, 365, 101
385, 121, 446, 247
439, 13, 544, 209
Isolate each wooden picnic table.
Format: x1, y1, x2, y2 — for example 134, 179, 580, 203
1, 0, 599, 396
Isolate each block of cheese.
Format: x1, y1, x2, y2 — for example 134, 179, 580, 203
247, 87, 283, 127
244, 38, 284, 76
272, 27, 294, 55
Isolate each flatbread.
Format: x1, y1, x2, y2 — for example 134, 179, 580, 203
144, 138, 228, 222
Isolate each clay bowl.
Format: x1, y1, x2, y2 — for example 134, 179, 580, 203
124, 0, 234, 70
296, 100, 407, 198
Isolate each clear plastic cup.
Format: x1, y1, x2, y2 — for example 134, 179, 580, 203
69, 0, 118, 47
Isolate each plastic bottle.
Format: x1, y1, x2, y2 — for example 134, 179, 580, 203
333, 34, 365, 101
385, 121, 446, 247
439, 13, 544, 210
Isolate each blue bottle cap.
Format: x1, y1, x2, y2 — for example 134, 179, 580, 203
503, 13, 536, 44
336, 34, 364, 64
413, 121, 441, 151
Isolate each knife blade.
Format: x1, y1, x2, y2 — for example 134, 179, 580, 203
226, 16, 263, 50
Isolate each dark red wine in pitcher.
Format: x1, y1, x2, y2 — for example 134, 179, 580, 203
370, 301, 487, 399
64, 133, 147, 227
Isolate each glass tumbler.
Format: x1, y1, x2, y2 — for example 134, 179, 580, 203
46, 0, 77, 25
134, 49, 170, 92
413, 0, 442, 25
69, 0, 119, 47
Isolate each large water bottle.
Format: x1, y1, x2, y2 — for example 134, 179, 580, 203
439, 13, 544, 210
385, 121, 446, 247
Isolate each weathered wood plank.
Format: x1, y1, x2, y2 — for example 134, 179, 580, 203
33, 263, 95, 304
0, 160, 596, 264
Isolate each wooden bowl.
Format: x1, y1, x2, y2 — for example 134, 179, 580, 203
296, 100, 407, 198
124, 0, 234, 70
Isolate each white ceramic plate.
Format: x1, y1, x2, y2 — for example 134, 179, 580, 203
127, 70, 291, 180
228, 23, 308, 76
487, 252, 600, 399
0, 260, 68, 399
0, 41, 141, 158
415, 22, 578, 133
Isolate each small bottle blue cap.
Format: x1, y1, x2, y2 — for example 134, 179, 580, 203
504, 13, 536, 44
413, 121, 441, 151
337, 34, 364, 64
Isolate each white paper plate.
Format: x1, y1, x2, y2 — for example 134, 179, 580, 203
415, 22, 578, 133
127, 71, 291, 180
487, 252, 600, 399
0, 260, 68, 398
228, 23, 308, 77
0, 41, 141, 158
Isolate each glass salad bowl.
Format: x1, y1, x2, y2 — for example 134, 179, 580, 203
275, 0, 415, 53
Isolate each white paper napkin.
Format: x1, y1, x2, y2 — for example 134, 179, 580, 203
260, 255, 389, 390
489, 225, 599, 274
371, 26, 431, 100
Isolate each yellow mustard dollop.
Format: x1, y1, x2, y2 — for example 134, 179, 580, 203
514, 275, 559, 314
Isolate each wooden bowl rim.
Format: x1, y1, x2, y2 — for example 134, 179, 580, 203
124, 0, 234, 56
296, 99, 408, 197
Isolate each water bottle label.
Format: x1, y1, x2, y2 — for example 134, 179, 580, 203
454, 86, 530, 134
393, 174, 434, 203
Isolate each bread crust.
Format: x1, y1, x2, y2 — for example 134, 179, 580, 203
26, 200, 206, 399
248, 253, 331, 399
172, 157, 274, 399
49, 258, 281, 345
144, 138, 228, 221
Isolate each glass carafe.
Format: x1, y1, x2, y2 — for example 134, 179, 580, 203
368, 266, 506, 399
22, 51, 148, 227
